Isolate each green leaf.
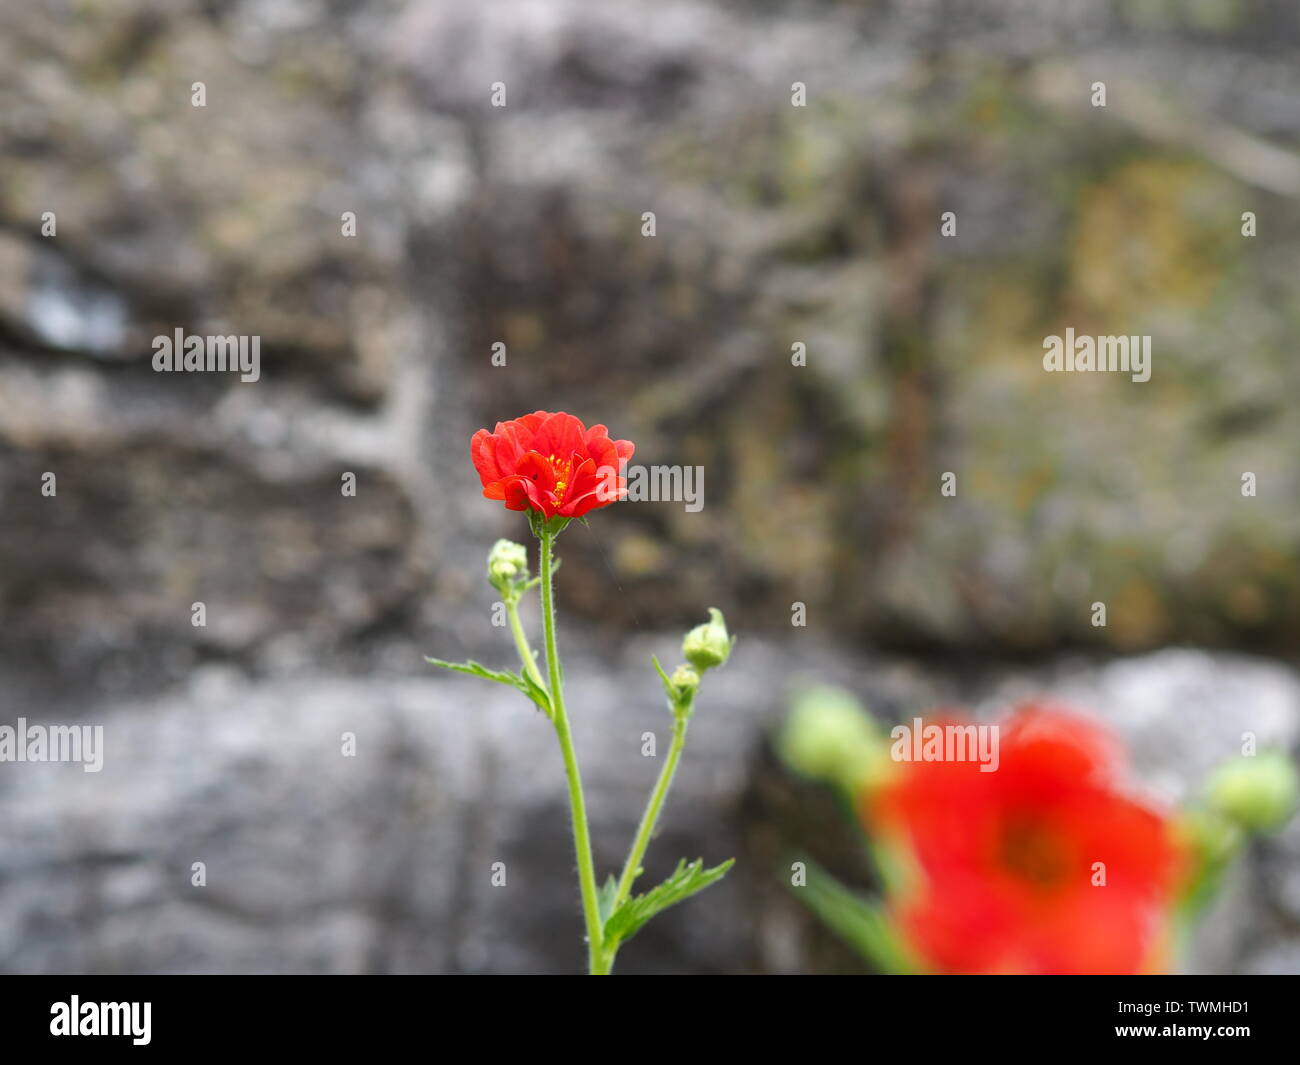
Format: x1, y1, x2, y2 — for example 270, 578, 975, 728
596, 875, 620, 925
425, 657, 522, 687
793, 859, 919, 974
603, 858, 733, 946
425, 656, 551, 716
519, 668, 553, 717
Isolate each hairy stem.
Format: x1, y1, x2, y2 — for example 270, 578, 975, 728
504, 595, 549, 716
614, 712, 689, 909
604, 708, 691, 972
539, 529, 605, 974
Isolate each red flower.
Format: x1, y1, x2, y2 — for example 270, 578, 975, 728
866, 705, 1186, 975
471, 411, 635, 520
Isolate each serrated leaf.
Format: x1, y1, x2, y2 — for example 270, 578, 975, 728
427, 656, 553, 717
603, 858, 733, 946
425, 657, 522, 687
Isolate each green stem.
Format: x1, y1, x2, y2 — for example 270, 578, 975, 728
539, 529, 605, 974
605, 706, 691, 970
504, 595, 548, 715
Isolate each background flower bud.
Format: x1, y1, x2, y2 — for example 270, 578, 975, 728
682, 607, 732, 671
1206, 750, 1299, 832
779, 685, 885, 794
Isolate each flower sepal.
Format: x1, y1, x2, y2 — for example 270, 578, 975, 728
528, 509, 572, 540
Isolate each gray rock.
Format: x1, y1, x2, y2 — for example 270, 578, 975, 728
1, 0, 1297, 976
0, 643, 1294, 973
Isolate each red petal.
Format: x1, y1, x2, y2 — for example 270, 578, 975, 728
532, 411, 588, 460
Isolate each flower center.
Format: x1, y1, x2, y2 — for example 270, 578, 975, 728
997, 818, 1071, 891
548, 453, 574, 501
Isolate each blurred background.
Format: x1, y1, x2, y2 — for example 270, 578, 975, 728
1, 0, 1298, 973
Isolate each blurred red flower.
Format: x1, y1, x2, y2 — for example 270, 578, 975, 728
866, 705, 1187, 974
471, 410, 635, 520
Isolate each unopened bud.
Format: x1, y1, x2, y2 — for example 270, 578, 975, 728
1207, 751, 1298, 832
779, 686, 885, 794
682, 608, 733, 672
487, 538, 529, 586
670, 664, 701, 701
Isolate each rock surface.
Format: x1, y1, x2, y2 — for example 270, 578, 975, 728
2, 0, 1298, 656
0, 0, 1297, 974
1, 641, 1295, 974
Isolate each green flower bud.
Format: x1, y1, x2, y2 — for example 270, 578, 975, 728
670, 664, 701, 701
779, 685, 885, 794
487, 538, 529, 586
682, 608, 733, 672
1207, 750, 1299, 833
